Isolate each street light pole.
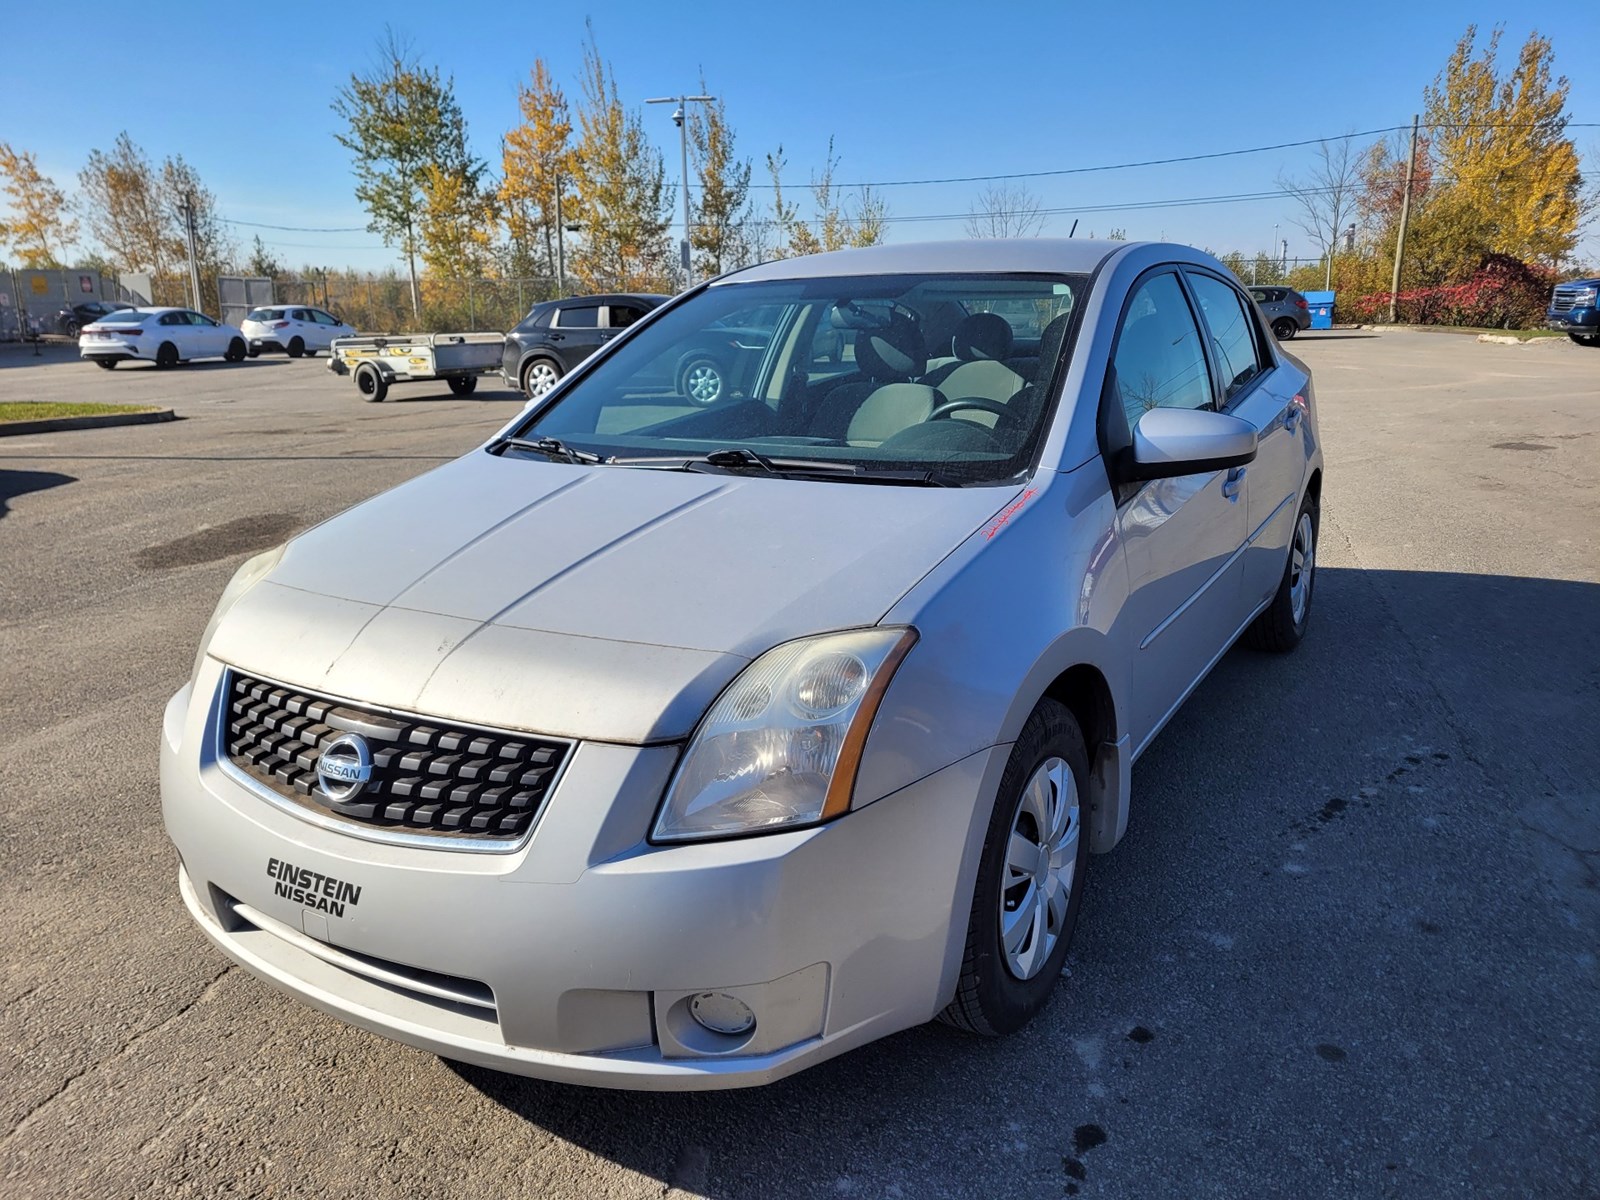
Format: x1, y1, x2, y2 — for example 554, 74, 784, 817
646, 93, 714, 289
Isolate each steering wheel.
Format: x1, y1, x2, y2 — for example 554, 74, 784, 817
927, 396, 1022, 433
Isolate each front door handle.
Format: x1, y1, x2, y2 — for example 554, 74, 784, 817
1221, 466, 1246, 501
1284, 407, 1302, 434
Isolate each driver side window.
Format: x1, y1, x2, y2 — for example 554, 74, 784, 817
1111, 273, 1214, 429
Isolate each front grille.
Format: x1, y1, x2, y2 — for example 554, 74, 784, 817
223, 672, 571, 841
1551, 288, 1581, 313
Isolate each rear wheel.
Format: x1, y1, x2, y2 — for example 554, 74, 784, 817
95, 359, 117, 370
155, 342, 178, 369
354, 362, 388, 403
447, 375, 478, 396
246, 346, 261, 358
1246, 496, 1318, 652
941, 699, 1090, 1037
224, 337, 247, 363
287, 336, 305, 358
521, 357, 562, 399
1272, 317, 1298, 341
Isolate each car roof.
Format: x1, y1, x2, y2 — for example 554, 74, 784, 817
718, 238, 1151, 283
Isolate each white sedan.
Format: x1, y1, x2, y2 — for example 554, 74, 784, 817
79, 307, 247, 369
239, 305, 355, 358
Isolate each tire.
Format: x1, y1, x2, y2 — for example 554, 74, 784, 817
521, 357, 562, 399
95, 359, 117, 370
447, 375, 478, 396
941, 699, 1090, 1037
246, 347, 261, 359
1568, 332, 1600, 347
354, 363, 388, 403
64, 319, 81, 338
1245, 495, 1318, 652
287, 336, 305, 359
679, 357, 725, 405
155, 342, 178, 369
1272, 318, 1298, 341
225, 337, 247, 363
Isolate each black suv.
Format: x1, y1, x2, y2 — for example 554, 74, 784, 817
501, 294, 668, 399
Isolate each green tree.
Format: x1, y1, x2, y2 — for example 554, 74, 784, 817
78, 133, 172, 282
333, 30, 479, 318
0, 143, 76, 267
568, 24, 673, 291
687, 77, 753, 276
764, 139, 887, 258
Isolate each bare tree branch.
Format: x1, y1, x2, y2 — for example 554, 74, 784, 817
964, 182, 1046, 238
1277, 137, 1361, 261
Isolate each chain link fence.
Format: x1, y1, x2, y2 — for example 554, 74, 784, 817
267, 275, 564, 335
0, 268, 153, 341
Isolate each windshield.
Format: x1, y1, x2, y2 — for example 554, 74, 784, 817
516, 272, 1086, 486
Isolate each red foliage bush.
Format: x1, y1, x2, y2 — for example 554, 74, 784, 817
1346, 254, 1554, 328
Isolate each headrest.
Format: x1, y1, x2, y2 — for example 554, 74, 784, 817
854, 313, 926, 381
953, 313, 1013, 362
1035, 311, 1073, 377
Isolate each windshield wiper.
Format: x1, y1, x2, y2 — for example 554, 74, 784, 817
676, 448, 960, 487
491, 436, 607, 465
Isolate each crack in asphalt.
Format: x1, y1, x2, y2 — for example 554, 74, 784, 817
0, 964, 235, 1146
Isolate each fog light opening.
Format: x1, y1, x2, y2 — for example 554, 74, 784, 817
689, 992, 756, 1037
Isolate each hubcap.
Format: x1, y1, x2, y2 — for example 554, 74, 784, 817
527, 363, 558, 397
1289, 511, 1315, 626
1000, 757, 1079, 981
686, 364, 722, 404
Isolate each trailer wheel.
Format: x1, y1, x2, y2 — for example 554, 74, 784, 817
447, 375, 478, 397
355, 362, 388, 403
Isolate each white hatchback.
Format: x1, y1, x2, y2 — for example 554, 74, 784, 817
240, 306, 355, 358
79, 307, 247, 369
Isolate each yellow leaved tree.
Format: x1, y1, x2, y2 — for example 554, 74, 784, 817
0, 143, 77, 268
500, 59, 574, 287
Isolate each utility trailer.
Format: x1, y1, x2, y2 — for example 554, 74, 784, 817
327, 332, 505, 402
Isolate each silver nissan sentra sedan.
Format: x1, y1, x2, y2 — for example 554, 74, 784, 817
161, 239, 1322, 1090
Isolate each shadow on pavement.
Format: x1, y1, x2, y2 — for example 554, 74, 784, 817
0, 468, 75, 519
446, 565, 1600, 1197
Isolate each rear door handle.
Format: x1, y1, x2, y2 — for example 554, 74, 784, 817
1284, 407, 1302, 434
1221, 466, 1246, 501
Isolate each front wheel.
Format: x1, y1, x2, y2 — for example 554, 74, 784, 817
447, 375, 478, 396
155, 342, 179, 369
1246, 496, 1318, 652
680, 357, 725, 405
95, 359, 117, 370
225, 337, 247, 363
354, 362, 388, 403
287, 336, 305, 359
1272, 318, 1298, 341
941, 699, 1090, 1037
1569, 332, 1600, 347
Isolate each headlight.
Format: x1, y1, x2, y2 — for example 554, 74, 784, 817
190, 544, 287, 684
652, 627, 918, 842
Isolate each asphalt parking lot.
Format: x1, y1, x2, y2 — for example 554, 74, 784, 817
2, 331, 1596, 1198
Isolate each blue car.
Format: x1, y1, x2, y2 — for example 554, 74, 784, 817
1547, 278, 1600, 347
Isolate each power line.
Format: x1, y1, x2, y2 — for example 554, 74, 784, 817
747, 121, 1600, 190
224, 217, 369, 233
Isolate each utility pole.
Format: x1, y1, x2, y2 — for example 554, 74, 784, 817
646, 93, 714, 289
404, 215, 420, 323
554, 176, 566, 297
179, 192, 203, 312
1389, 113, 1420, 325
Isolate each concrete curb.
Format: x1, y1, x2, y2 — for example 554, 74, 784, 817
0, 407, 177, 437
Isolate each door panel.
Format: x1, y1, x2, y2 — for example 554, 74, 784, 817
1229, 372, 1306, 608
549, 304, 606, 370
1105, 271, 1249, 751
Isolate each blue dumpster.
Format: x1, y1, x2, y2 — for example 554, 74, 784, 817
1305, 290, 1335, 330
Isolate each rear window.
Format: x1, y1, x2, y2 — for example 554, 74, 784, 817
101, 310, 147, 325
247, 308, 286, 321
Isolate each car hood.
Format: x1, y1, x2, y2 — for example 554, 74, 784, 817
208, 452, 1018, 742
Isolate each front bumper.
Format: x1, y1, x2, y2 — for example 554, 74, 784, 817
162, 669, 1000, 1090
1546, 306, 1598, 332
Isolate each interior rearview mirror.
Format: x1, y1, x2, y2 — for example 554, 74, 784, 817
1122, 407, 1257, 482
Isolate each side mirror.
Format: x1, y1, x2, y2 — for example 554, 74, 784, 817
1121, 407, 1257, 482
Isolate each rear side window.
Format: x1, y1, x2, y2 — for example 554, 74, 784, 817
1187, 273, 1269, 401
554, 304, 599, 329
608, 304, 649, 327
1111, 273, 1214, 428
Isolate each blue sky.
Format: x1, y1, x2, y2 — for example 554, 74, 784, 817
10, 1, 1598, 272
